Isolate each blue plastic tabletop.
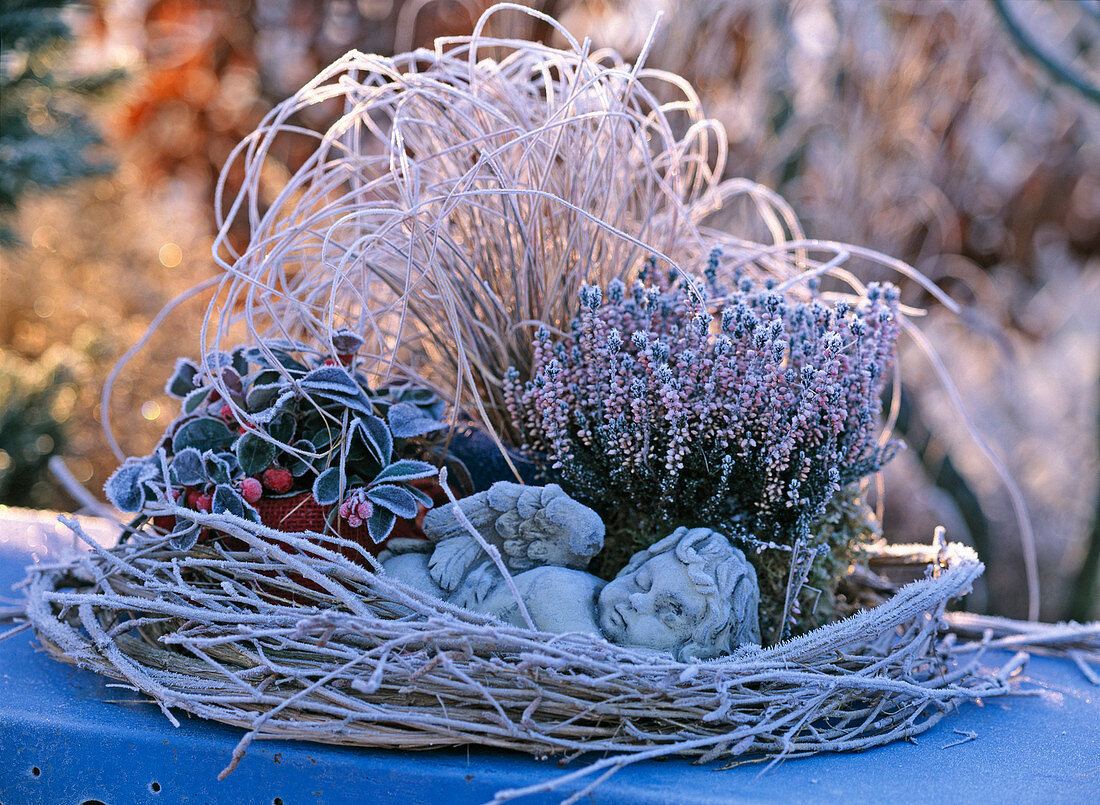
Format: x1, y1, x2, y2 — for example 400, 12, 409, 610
1, 507, 1097, 805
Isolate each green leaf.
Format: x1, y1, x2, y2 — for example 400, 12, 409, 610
366, 508, 397, 544
169, 519, 201, 551
351, 414, 392, 466
165, 358, 199, 398
104, 458, 156, 512
312, 466, 343, 506
267, 410, 296, 444
211, 484, 259, 522
367, 484, 420, 519
182, 386, 212, 415
343, 432, 370, 463
245, 381, 284, 412
202, 451, 235, 486
384, 385, 446, 421
236, 432, 276, 475
242, 342, 310, 373
251, 369, 282, 386
287, 439, 317, 477
231, 347, 249, 377
304, 428, 337, 474
299, 366, 374, 417
169, 447, 204, 486
306, 427, 335, 451
372, 459, 438, 484
250, 390, 295, 426
202, 350, 237, 373
172, 417, 233, 454
387, 402, 447, 439
405, 483, 435, 509
217, 451, 241, 473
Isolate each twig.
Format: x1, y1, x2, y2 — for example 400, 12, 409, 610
1069, 650, 1100, 686
940, 729, 977, 750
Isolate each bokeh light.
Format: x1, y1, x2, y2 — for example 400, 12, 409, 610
158, 242, 183, 268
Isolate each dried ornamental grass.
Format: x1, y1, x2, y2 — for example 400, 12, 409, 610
16, 5, 1041, 799
194, 5, 954, 440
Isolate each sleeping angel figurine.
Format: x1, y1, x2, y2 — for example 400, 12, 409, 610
381, 483, 761, 659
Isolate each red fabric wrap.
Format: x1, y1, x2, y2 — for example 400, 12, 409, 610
254, 493, 428, 558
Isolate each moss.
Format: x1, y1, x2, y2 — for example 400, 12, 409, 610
754, 485, 881, 642
589, 508, 663, 580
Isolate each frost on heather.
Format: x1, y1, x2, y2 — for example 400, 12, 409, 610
506, 257, 902, 634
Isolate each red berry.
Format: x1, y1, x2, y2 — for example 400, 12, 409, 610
322, 357, 338, 367
239, 477, 263, 504
193, 494, 212, 513
186, 489, 203, 508
219, 403, 234, 420
170, 488, 182, 502
261, 467, 294, 494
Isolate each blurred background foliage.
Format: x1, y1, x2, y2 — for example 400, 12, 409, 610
0, 0, 123, 245
0, 0, 1096, 620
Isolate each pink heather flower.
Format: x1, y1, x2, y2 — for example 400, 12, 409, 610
506, 256, 901, 549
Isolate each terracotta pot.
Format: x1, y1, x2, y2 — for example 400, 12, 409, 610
162, 477, 458, 576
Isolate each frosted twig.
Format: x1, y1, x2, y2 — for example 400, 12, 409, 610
940, 729, 977, 749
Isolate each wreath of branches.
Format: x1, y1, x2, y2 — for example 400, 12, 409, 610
24, 514, 1011, 802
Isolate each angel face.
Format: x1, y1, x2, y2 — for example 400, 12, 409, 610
597, 552, 709, 653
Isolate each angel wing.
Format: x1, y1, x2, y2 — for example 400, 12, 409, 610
447, 560, 500, 609
427, 535, 486, 591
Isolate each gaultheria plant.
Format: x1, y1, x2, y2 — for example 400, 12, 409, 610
506, 258, 901, 638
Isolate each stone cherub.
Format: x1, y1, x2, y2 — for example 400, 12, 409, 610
383, 481, 762, 658
380, 481, 605, 607
597, 526, 761, 658
471, 526, 761, 659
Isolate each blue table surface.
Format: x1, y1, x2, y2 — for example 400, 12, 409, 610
1, 524, 1098, 805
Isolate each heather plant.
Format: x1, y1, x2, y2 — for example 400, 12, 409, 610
506, 257, 902, 638
792, 483, 883, 631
